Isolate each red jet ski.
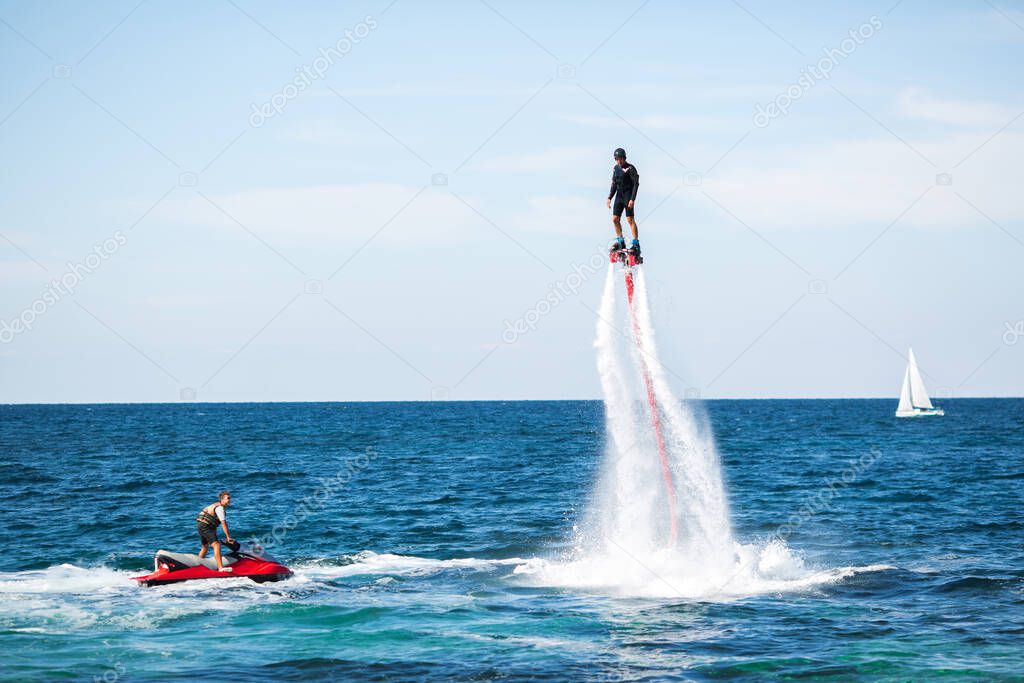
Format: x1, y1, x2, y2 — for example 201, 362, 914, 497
133, 542, 292, 587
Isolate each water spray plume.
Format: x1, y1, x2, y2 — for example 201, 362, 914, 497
512, 264, 889, 599
624, 268, 678, 546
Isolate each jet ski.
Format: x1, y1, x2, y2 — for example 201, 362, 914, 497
132, 542, 292, 587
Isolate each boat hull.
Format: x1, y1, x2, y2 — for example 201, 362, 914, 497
895, 408, 945, 418
132, 550, 292, 587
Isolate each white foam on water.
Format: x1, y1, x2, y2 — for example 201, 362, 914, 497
515, 267, 890, 600
0, 551, 527, 603
0, 561, 295, 633
300, 551, 527, 580
0, 564, 133, 594
513, 539, 893, 600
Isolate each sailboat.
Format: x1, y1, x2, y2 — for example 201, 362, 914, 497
895, 348, 944, 417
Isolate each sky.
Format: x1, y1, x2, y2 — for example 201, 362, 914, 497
1, 0, 1022, 403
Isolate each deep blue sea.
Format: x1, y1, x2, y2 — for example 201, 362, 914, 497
1, 399, 1022, 681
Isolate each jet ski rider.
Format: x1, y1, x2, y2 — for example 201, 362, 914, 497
197, 491, 236, 572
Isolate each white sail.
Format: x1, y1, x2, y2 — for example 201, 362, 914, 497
895, 347, 943, 417
907, 348, 934, 409
896, 367, 914, 416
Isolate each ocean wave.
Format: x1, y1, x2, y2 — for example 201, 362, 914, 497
935, 575, 1022, 593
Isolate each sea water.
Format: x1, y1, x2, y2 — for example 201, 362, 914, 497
1, 402, 1022, 677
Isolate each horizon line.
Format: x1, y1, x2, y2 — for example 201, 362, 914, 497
2, 396, 1021, 407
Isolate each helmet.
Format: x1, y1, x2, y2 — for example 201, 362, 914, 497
613, 147, 626, 159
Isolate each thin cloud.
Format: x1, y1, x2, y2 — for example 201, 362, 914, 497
897, 87, 1019, 128
704, 131, 1024, 230
167, 183, 479, 246
553, 112, 739, 133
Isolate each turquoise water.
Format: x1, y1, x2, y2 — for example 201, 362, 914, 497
1, 399, 1022, 681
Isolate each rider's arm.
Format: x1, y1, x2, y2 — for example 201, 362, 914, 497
216, 505, 232, 541
628, 166, 639, 201
608, 171, 617, 200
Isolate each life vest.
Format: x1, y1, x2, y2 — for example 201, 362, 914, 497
196, 503, 223, 529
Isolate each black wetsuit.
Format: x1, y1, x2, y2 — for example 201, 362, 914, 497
608, 162, 639, 217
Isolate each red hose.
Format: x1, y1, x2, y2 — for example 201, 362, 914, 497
625, 271, 679, 547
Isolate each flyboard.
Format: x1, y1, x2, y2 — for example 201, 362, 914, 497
609, 244, 679, 547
